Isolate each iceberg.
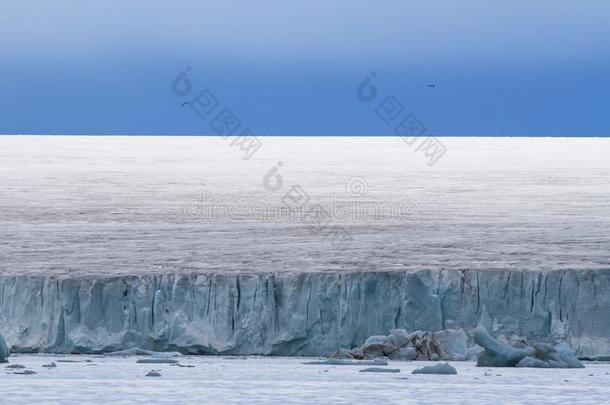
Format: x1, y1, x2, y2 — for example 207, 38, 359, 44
473, 326, 584, 368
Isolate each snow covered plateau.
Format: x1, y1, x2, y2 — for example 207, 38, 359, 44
0, 136, 609, 358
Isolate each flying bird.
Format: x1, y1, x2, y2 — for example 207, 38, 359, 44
180, 101, 190, 107
428, 84, 436, 88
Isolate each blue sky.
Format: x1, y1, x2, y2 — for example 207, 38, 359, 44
1, 0, 609, 135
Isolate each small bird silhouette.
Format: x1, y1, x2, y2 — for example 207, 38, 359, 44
180, 101, 190, 107
428, 84, 436, 88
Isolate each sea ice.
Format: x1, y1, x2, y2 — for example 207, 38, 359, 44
0, 354, 609, 404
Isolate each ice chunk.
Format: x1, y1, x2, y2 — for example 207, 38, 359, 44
434, 329, 468, 361
172, 363, 195, 368
412, 363, 457, 375
472, 327, 528, 367
136, 358, 178, 364
465, 345, 484, 361
14, 369, 37, 375
344, 328, 469, 362
361, 335, 387, 358
359, 367, 400, 373
516, 356, 552, 368
388, 347, 417, 361
555, 342, 585, 369
387, 329, 410, 348
382, 329, 411, 355
5, 364, 25, 369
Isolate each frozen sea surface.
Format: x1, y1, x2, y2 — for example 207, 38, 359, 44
1, 355, 609, 404
0, 136, 609, 277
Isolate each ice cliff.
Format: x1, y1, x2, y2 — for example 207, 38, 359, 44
0, 269, 609, 359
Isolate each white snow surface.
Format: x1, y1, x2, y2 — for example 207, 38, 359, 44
0, 136, 609, 277
1, 354, 609, 404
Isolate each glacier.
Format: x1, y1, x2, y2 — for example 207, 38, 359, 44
1, 137, 609, 360
1, 269, 609, 359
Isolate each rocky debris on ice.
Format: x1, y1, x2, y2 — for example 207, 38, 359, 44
136, 358, 178, 364
42, 362, 56, 368
145, 369, 162, 377
328, 329, 468, 361
304, 358, 388, 366
411, 363, 458, 375
0, 333, 10, 363
5, 364, 25, 369
472, 327, 584, 368
359, 367, 400, 373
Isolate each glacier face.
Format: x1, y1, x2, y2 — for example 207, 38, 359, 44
1, 269, 609, 359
